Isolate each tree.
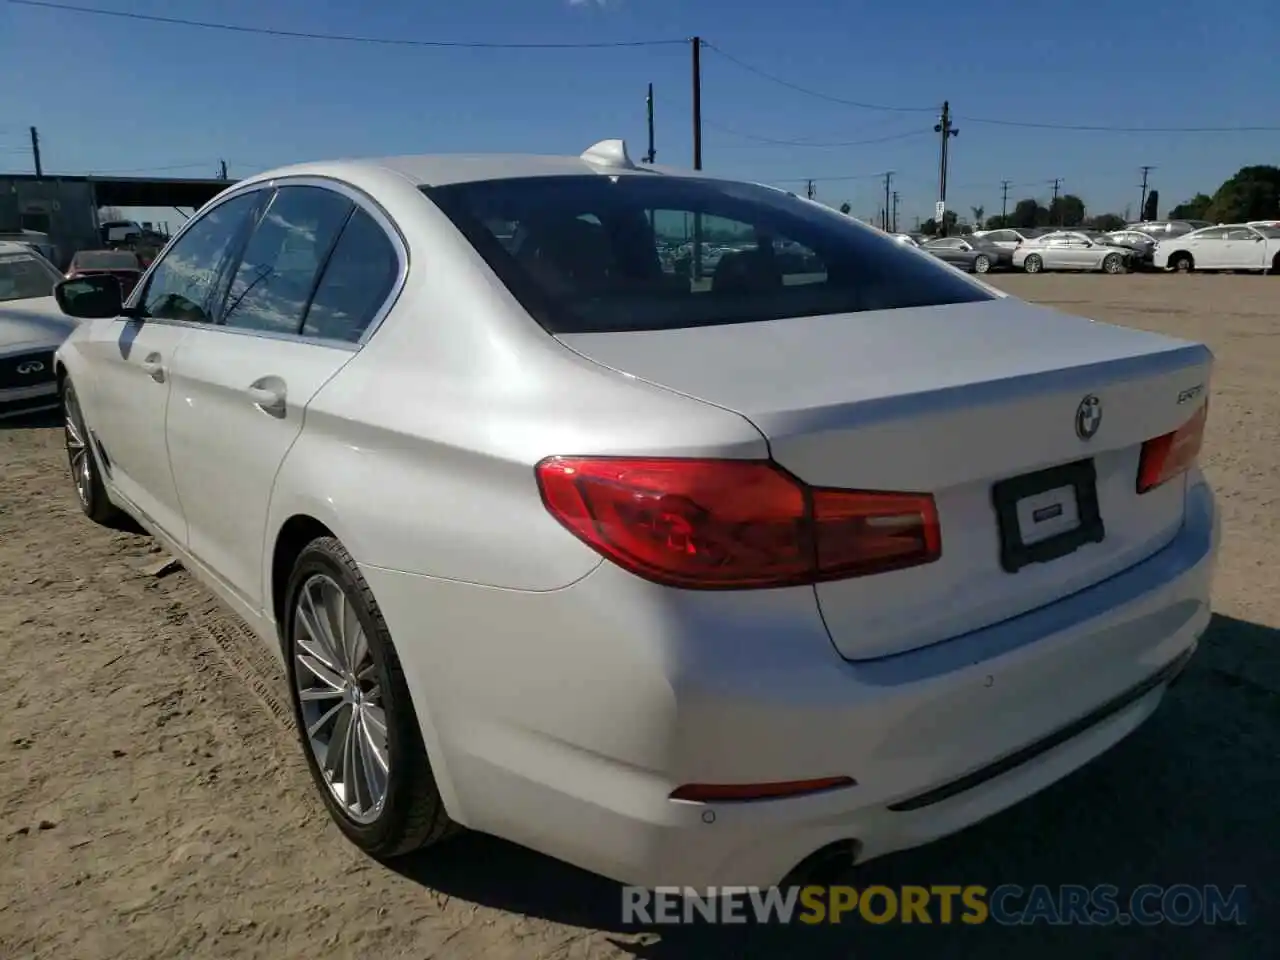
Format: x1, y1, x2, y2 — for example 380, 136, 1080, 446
1206, 166, 1280, 223
1010, 198, 1049, 228
984, 214, 1011, 230
970, 205, 985, 226
919, 210, 958, 236
1049, 194, 1086, 227
1142, 189, 1159, 221
1088, 213, 1126, 232
838, 201, 852, 215
1169, 193, 1213, 220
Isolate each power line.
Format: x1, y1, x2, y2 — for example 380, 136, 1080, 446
768, 171, 888, 185
956, 114, 1280, 133
5, 0, 687, 48
704, 41, 1280, 133
702, 121, 930, 149
702, 42, 936, 113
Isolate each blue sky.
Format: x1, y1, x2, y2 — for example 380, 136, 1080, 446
2, 0, 1277, 230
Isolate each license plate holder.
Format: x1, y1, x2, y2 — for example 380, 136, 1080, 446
991, 459, 1105, 573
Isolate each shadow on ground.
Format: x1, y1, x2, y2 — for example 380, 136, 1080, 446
393, 614, 1278, 958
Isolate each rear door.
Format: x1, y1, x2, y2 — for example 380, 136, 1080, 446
1187, 228, 1227, 268
164, 182, 403, 612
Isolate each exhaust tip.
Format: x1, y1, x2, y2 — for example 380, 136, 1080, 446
783, 839, 862, 887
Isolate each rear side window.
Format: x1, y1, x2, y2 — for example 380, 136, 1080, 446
219, 186, 354, 334
423, 175, 992, 334
301, 207, 400, 342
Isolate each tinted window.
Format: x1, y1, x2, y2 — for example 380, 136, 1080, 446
140, 191, 261, 323
424, 176, 992, 335
0, 253, 61, 302
1224, 228, 1257, 241
73, 250, 140, 270
1192, 228, 1228, 241
219, 186, 354, 334
301, 207, 399, 342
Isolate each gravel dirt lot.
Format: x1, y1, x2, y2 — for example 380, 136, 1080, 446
1, 273, 1276, 959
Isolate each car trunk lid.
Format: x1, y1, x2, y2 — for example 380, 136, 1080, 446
557, 296, 1212, 660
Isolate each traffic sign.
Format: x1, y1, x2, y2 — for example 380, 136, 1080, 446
935, 201, 946, 220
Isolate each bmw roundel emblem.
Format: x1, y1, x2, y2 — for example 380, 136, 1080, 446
1075, 394, 1102, 440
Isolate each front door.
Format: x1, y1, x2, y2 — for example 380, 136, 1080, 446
83, 189, 264, 541
164, 184, 399, 613
1222, 227, 1266, 269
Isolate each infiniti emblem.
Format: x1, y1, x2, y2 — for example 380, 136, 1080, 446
1075, 394, 1102, 440
15, 361, 45, 375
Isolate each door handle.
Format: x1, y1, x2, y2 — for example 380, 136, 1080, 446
140, 352, 165, 383
247, 382, 287, 418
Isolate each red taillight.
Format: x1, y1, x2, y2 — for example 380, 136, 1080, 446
535, 457, 941, 589
1136, 401, 1208, 494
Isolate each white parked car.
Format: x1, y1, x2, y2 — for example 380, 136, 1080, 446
0, 241, 77, 418
1012, 231, 1134, 274
52, 140, 1218, 889
1152, 223, 1280, 273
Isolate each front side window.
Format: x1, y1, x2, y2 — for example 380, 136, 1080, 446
219, 186, 354, 334
139, 190, 262, 323
1191, 228, 1228, 242
423, 175, 992, 335
1224, 228, 1258, 241
0, 252, 61, 302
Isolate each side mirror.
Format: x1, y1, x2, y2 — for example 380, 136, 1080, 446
55, 274, 124, 319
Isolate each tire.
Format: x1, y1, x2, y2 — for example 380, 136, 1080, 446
1170, 252, 1194, 273
1023, 254, 1043, 274
284, 536, 456, 859
973, 254, 991, 274
1271, 253, 1280, 276
1102, 253, 1125, 274
62, 378, 126, 527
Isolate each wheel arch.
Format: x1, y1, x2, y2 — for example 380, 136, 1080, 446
264, 505, 466, 824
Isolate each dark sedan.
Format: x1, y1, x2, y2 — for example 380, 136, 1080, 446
920, 236, 1009, 273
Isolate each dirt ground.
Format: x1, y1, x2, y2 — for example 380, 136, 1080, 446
1, 273, 1277, 959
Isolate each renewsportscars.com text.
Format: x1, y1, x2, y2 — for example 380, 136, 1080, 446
622, 884, 1249, 926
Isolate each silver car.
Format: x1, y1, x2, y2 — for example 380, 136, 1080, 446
1012, 231, 1133, 274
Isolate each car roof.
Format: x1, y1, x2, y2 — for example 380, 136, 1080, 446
0, 240, 39, 255
235, 140, 733, 191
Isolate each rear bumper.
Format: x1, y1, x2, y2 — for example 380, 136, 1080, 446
364, 473, 1218, 888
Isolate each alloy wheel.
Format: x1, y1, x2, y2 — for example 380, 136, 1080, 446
64, 388, 92, 508
293, 573, 390, 825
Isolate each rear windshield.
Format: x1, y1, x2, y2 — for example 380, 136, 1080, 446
422, 175, 994, 334
0, 253, 61, 302
73, 250, 140, 270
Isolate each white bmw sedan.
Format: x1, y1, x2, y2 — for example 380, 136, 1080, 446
52, 140, 1219, 889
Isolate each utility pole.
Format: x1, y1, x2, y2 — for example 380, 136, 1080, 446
691, 37, 702, 170
806, 179, 816, 200
883, 171, 893, 231
644, 83, 656, 164
1000, 179, 1011, 223
218, 158, 228, 180
891, 191, 900, 233
1050, 177, 1062, 224
30, 126, 43, 177
934, 101, 958, 235
1139, 165, 1154, 219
